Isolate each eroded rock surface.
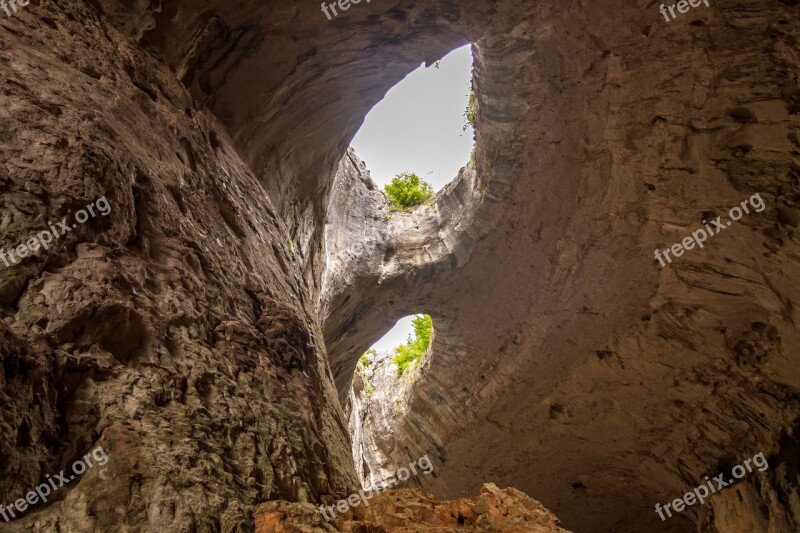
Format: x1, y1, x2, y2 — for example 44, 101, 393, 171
317, 2, 800, 533
255, 483, 570, 533
348, 349, 427, 490
0, 0, 798, 531
0, 2, 357, 530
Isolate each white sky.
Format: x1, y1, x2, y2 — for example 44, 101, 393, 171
353, 45, 473, 356
350, 44, 474, 191
369, 315, 415, 355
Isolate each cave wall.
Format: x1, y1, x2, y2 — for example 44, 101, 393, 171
0, 1, 357, 530
0, 0, 798, 531
314, 2, 800, 533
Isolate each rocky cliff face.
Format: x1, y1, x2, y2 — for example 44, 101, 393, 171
0, 2, 357, 530
1, 0, 799, 532
348, 348, 424, 490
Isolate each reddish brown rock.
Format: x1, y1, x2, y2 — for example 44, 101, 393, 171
255, 483, 570, 533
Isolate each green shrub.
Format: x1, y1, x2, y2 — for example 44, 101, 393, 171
383, 173, 434, 211
392, 314, 433, 376
359, 349, 375, 368
463, 91, 476, 131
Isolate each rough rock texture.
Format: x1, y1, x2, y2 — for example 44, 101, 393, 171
349, 349, 429, 489
697, 422, 800, 531
255, 483, 570, 533
1, 0, 799, 532
317, 3, 800, 533
0, 2, 357, 530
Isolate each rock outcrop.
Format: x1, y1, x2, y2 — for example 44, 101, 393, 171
255, 483, 570, 533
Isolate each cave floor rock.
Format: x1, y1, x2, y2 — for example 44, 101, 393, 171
255, 483, 571, 533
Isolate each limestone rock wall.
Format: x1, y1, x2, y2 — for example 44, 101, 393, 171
0, 1, 357, 530
315, 2, 800, 533
348, 349, 423, 490
0, 0, 798, 532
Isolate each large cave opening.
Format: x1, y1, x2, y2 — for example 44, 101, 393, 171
350, 44, 476, 193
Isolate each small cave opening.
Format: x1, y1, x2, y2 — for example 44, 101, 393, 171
358, 313, 433, 379
348, 313, 435, 488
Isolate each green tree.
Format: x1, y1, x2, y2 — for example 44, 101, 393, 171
383, 173, 434, 211
392, 314, 433, 376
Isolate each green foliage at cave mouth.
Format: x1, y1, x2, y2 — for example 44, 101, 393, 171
383, 172, 434, 211
359, 349, 375, 368
464, 90, 476, 130
393, 314, 433, 376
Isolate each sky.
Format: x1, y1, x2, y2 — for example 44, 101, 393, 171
350, 44, 474, 191
352, 45, 473, 356
369, 315, 416, 355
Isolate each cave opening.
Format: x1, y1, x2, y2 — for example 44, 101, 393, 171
349, 312, 435, 487
335, 44, 476, 489
319, 40, 489, 494
358, 313, 433, 379
349, 43, 475, 201
320, 39, 483, 399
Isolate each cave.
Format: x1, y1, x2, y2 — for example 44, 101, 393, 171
0, 0, 799, 532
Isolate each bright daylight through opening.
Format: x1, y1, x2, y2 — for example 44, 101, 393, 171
360, 314, 432, 377
351, 44, 475, 191
350, 44, 473, 366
